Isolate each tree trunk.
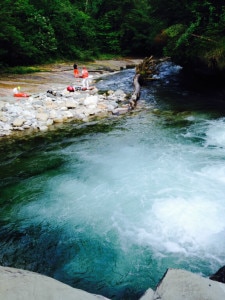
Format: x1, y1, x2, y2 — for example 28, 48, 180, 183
129, 74, 141, 109
129, 56, 170, 110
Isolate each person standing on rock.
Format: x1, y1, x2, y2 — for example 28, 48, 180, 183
81, 66, 89, 89
73, 63, 80, 78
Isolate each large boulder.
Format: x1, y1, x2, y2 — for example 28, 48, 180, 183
0, 266, 109, 300
152, 269, 225, 300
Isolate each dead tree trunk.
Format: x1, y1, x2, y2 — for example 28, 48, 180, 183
136, 56, 170, 82
129, 56, 171, 110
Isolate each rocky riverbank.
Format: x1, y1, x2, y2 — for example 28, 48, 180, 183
0, 84, 130, 138
0, 59, 142, 139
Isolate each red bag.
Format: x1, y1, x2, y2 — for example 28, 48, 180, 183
67, 86, 74, 92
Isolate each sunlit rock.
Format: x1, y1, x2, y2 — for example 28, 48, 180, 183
0, 266, 110, 300
12, 117, 26, 127
36, 112, 49, 121
84, 95, 99, 107
154, 269, 225, 300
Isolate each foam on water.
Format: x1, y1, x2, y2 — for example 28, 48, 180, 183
13, 116, 225, 280
2, 64, 225, 298
205, 117, 225, 148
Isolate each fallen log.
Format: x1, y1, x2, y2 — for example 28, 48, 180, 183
129, 74, 141, 109
128, 56, 171, 110
136, 56, 170, 82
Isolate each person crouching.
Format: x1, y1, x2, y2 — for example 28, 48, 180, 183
81, 67, 90, 89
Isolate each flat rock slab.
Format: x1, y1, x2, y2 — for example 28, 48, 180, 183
0, 266, 109, 300
154, 268, 225, 300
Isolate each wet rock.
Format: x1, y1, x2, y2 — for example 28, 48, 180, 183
210, 266, 225, 283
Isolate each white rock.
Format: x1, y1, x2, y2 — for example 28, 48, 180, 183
39, 125, 48, 132
2, 123, 12, 131
66, 99, 78, 108
53, 116, 64, 123
63, 111, 74, 118
36, 112, 49, 121
49, 110, 58, 119
46, 119, 54, 126
12, 118, 26, 127
60, 106, 68, 111
0, 115, 8, 122
23, 125, 31, 129
139, 288, 154, 300
84, 95, 98, 106
0, 266, 110, 300
13, 126, 24, 131
154, 269, 225, 300
24, 120, 33, 126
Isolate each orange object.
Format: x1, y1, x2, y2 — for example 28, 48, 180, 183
74, 69, 79, 78
14, 93, 29, 97
82, 67, 89, 78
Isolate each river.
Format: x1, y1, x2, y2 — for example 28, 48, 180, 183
1, 61, 225, 299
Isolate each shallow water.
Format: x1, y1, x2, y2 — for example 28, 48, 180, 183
1, 63, 225, 299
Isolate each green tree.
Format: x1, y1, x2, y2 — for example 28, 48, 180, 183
0, 0, 57, 66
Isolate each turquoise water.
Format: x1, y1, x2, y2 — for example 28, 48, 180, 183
1, 64, 225, 299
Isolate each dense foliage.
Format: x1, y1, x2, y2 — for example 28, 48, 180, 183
1, 0, 225, 72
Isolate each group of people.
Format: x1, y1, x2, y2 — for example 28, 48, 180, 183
73, 64, 92, 89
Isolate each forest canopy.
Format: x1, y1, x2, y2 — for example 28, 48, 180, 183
1, 0, 225, 72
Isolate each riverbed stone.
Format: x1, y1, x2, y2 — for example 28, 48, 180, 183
0, 73, 134, 137
0, 115, 8, 122
13, 126, 24, 131
39, 125, 48, 131
36, 112, 49, 121
49, 110, 58, 119
46, 118, 54, 126
53, 115, 65, 123
63, 111, 74, 118
84, 95, 98, 107
65, 99, 78, 108
12, 117, 26, 127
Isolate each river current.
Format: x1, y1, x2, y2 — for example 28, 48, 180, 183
1, 62, 225, 299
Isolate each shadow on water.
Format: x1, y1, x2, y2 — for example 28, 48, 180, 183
0, 119, 123, 189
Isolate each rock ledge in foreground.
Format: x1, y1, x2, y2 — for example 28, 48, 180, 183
1, 266, 225, 300
0, 266, 109, 300
140, 268, 225, 300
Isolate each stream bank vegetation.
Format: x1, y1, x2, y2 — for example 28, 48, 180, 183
1, 0, 225, 81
